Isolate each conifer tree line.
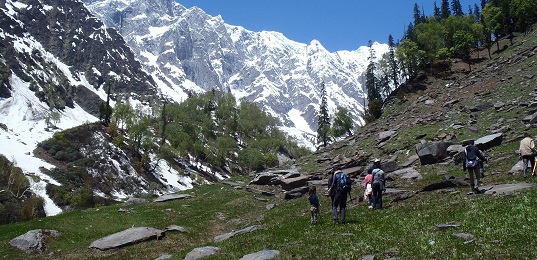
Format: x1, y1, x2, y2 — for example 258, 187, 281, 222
364, 0, 537, 122
99, 89, 310, 173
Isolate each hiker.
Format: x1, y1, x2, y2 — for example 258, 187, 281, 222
330, 169, 351, 224
463, 140, 487, 193
371, 167, 386, 209
308, 186, 319, 224
519, 132, 536, 178
364, 168, 373, 209
372, 158, 381, 170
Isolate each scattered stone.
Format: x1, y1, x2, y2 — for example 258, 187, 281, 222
221, 180, 243, 188
9, 229, 60, 253
387, 167, 422, 181
420, 176, 467, 192
123, 197, 148, 206
399, 155, 419, 167
155, 253, 172, 260
214, 225, 259, 243
184, 246, 221, 260
435, 223, 461, 230
89, 227, 164, 251
266, 203, 276, 210
361, 255, 375, 260
453, 232, 474, 241
482, 183, 534, 195
118, 208, 134, 213
164, 225, 188, 233
245, 187, 275, 196
443, 99, 460, 107
240, 249, 280, 260
255, 197, 269, 202
154, 194, 193, 202
523, 111, 537, 124
378, 130, 397, 143
390, 192, 414, 203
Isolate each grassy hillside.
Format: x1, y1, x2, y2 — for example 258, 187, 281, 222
1, 26, 537, 260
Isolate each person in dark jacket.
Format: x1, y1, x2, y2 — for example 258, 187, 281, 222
330, 171, 348, 224
371, 168, 386, 209
308, 186, 319, 224
463, 140, 487, 193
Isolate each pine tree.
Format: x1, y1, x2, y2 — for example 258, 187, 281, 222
316, 82, 330, 148
388, 35, 398, 89
413, 3, 423, 25
365, 41, 380, 102
441, 0, 451, 19
434, 1, 442, 20
451, 0, 464, 16
365, 41, 382, 121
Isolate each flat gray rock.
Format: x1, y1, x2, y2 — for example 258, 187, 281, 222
453, 232, 474, 241
482, 183, 534, 195
435, 223, 461, 230
164, 225, 188, 233
9, 229, 60, 253
154, 194, 194, 202
184, 246, 220, 260
89, 227, 164, 250
240, 249, 280, 260
214, 225, 259, 243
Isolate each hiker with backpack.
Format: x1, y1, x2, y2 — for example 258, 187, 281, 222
371, 167, 386, 209
329, 168, 352, 224
519, 132, 536, 178
463, 140, 487, 194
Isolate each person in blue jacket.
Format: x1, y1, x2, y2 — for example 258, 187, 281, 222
308, 186, 319, 224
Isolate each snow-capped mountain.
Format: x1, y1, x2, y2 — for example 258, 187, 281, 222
0, 0, 187, 215
82, 0, 389, 148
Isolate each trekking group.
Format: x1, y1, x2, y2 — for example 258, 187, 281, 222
307, 133, 537, 224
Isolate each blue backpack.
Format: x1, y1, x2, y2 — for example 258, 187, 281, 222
337, 172, 352, 192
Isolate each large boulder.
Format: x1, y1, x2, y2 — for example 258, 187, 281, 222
280, 175, 309, 191
386, 167, 422, 181
381, 156, 399, 173
250, 172, 280, 185
9, 229, 60, 253
416, 142, 453, 165
89, 227, 164, 251
284, 186, 309, 199
475, 133, 503, 151
446, 144, 465, 164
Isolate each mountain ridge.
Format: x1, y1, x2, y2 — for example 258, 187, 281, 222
82, 0, 390, 148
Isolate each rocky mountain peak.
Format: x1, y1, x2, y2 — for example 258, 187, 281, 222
82, 0, 389, 148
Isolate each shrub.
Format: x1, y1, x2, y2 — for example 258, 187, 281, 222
21, 196, 45, 221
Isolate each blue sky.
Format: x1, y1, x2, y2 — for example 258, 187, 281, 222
177, 0, 479, 52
